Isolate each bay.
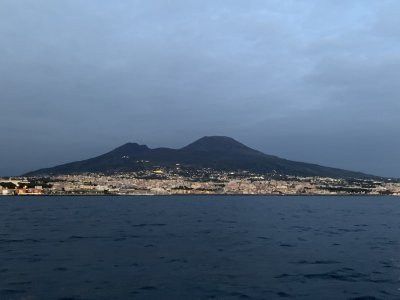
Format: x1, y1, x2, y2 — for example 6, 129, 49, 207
0, 196, 399, 299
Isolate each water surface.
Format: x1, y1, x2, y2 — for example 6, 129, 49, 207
0, 196, 399, 299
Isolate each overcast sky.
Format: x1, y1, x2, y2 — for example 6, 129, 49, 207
1, 0, 399, 177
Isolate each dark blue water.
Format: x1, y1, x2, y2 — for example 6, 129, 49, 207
0, 196, 399, 300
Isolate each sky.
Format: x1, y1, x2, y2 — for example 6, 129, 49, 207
1, 0, 399, 177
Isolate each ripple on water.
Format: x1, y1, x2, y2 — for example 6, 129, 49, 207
131, 223, 166, 227
347, 297, 383, 300
291, 260, 340, 265
0, 239, 41, 244
1, 288, 26, 295
303, 268, 388, 283
138, 286, 158, 290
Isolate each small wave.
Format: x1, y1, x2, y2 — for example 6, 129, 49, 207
68, 235, 108, 240
280, 243, 296, 247
7, 281, 31, 286
0, 238, 40, 243
291, 260, 340, 265
228, 291, 253, 299
1, 289, 26, 295
277, 291, 292, 297
348, 297, 383, 300
138, 286, 158, 290
256, 236, 271, 240
304, 268, 369, 282
131, 223, 166, 227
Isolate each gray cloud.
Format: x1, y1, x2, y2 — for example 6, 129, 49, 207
0, 0, 399, 177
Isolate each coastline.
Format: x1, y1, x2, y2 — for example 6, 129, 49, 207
2, 193, 399, 197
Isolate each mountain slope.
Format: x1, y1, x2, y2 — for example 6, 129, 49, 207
24, 136, 380, 179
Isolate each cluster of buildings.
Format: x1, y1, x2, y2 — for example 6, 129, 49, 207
2, 168, 399, 196
0, 178, 44, 195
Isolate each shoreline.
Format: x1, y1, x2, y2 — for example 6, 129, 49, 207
1, 193, 398, 197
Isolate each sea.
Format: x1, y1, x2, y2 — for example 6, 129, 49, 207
0, 196, 399, 300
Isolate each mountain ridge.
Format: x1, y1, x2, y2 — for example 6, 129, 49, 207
24, 136, 382, 179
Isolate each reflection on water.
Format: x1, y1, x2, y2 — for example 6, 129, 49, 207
0, 196, 399, 299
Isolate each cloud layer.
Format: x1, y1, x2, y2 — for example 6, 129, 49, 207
1, 0, 399, 177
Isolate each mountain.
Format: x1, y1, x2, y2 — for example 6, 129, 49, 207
24, 136, 381, 179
